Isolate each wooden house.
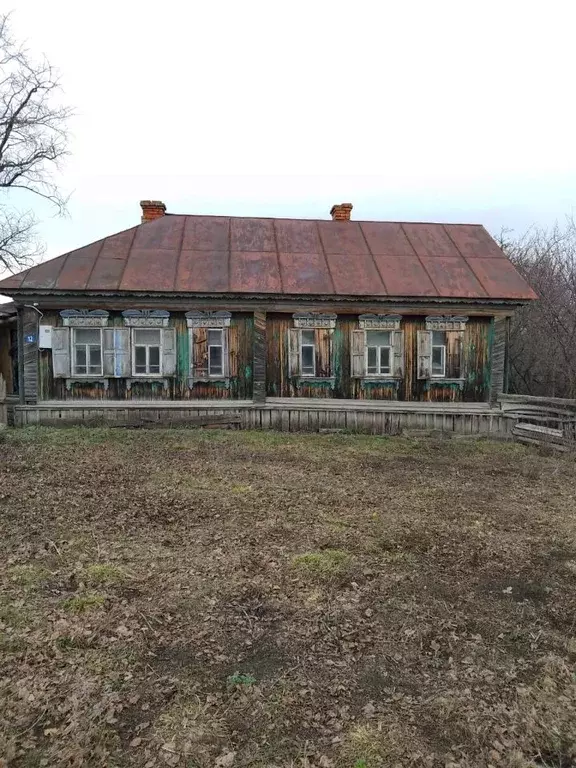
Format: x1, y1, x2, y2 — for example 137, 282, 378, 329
0, 201, 536, 431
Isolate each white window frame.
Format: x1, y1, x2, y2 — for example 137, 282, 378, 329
365, 330, 392, 376
431, 333, 447, 378
71, 327, 104, 377
131, 328, 163, 377
299, 329, 316, 377
207, 327, 225, 377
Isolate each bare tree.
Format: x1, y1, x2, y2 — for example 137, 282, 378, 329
0, 12, 72, 273
501, 221, 576, 398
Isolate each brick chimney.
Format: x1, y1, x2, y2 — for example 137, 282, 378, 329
140, 200, 166, 223
330, 203, 353, 221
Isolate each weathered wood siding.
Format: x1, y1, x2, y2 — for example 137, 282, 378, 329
490, 317, 507, 404
21, 307, 39, 403
253, 310, 266, 402
36, 310, 494, 403
0, 325, 14, 394
405, 317, 493, 403
38, 311, 254, 401
266, 314, 493, 402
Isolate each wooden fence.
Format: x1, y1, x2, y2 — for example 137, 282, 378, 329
499, 394, 576, 451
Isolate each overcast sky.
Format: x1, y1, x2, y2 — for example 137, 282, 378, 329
4, 0, 576, 285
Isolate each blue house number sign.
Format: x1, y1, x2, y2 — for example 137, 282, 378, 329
25, 334, 36, 343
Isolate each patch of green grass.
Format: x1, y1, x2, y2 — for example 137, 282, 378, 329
231, 484, 253, 494
292, 549, 352, 580
0, 599, 31, 627
55, 635, 83, 651
339, 724, 408, 767
380, 550, 415, 564
84, 563, 127, 586
226, 672, 257, 688
153, 698, 228, 759
9, 564, 50, 588
62, 593, 106, 614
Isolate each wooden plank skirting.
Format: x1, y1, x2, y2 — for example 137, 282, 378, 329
13, 399, 510, 436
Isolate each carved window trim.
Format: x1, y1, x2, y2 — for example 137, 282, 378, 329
60, 309, 109, 328
186, 311, 231, 328
131, 327, 164, 377
125, 377, 171, 391
122, 310, 170, 327
65, 378, 109, 391
425, 315, 469, 332
358, 314, 401, 331
292, 312, 336, 329
71, 327, 104, 377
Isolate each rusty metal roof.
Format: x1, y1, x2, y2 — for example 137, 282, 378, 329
0, 215, 537, 301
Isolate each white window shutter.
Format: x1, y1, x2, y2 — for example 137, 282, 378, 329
103, 328, 131, 377
351, 330, 365, 377
222, 328, 230, 377
417, 330, 432, 379
392, 330, 405, 377
52, 327, 70, 378
162, 328, 177, 376
188, 328, 196, 377
288, 328, 300, 376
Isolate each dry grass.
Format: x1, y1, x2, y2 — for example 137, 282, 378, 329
1, 427, 576, 767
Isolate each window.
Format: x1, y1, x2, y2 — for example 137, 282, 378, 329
72, 328, 103, 376
366, 330, 392, 375
431, 331, 446, 377
207, 329, 224, 376
133, 328, 162, 375
300, 329, 316, 376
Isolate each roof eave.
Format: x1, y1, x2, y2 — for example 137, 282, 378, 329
2, 287, 536, 307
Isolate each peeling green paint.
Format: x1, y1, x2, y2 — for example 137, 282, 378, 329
360, 379, 400, 390
176, 327, 189, 382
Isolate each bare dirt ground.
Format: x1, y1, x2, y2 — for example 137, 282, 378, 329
1, 428, 576, 768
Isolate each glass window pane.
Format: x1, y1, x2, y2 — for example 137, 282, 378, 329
149, 347, 160, 368
207, 329, 222, 345
432, 346, 444, 374
380, 347, 391, 371
75, 347, 87, 367
367, 347, 377, 373
301, 345, 314, 373
366, 330, 391, 346
209, 346, 223, 374
149, 364, 160, 374
432, 331, 446, 345
89, 346, 101, 367
134, 329, 161, 345
301, 330, 315, 345
75, 329, 100, 344
135, 346, 146, 368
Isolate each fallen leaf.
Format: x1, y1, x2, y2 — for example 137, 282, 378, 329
215, 751, 236, 768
